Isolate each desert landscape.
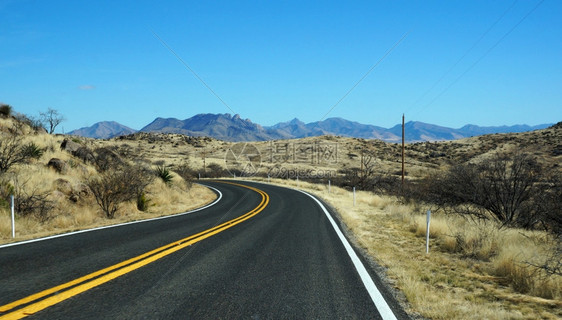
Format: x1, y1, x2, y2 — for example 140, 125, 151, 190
1, 105, 560, 319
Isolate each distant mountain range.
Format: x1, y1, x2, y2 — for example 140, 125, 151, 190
68, 113, 553, 142
68, 121, 136, 139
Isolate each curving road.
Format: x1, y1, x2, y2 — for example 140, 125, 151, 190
0, 181, 407, 319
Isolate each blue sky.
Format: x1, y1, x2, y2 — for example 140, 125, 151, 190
1, 0, 560, 133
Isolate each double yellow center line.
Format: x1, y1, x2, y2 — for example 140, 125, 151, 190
0, 182, 269, 320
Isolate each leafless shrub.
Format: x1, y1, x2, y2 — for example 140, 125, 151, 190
87, 165, 153, 218
93, 147, 124, 172
205, 163, 228, 178
0, 128, 38, 173
417, 152, 559, 230
174, 162, 195, 188
2, 174, 54, 221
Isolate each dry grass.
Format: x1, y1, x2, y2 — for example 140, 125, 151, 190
0, 120, 217, 245
248, 177, 561, 320
0, 182, 215, 244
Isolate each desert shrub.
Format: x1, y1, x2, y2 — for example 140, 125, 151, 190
0, 130, 34, 172
0, 104, 12, 118
7, 175, 53, 221
0, 179, 15, 210
136, 192, 150, 211
88, 165, 153, 218
12, 113, 44, 132
174, 162, 195, 188
418, 152, 549, 229
20, 142, 45, 160
93, 147, 123, 172
155, 166, 173, 185
205, 163, 229, 178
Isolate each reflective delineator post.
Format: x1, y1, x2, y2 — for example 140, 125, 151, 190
11, 195, 15, 238
328, 180, 331, 193
426, 209, 431, 254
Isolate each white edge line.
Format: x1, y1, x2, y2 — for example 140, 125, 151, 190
245, 180, 397, 320
0, 184, 222, 249
295, 189, 397, 320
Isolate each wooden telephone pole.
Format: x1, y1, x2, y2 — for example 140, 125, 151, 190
402, 114, 404, 190
202, 151, 207, 174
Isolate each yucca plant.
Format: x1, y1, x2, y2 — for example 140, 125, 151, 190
155, 165, 174, 185
20, 142, 44, 160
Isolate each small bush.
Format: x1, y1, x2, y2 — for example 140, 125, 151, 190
174, 162, 195, 189
136, 192, 150, 211
0, 179, 15, 210
93, 147, 123, 172
155, 166, 173, 185
8, 175, 53, 221
0, 131, 27, 173
20, 143, 45, 160
0, 104, 12, 118
88, 165, 153, 218
205, 163, 228, 178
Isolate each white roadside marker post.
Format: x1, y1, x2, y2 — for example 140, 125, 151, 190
426, 209, 431, 254
11, 195, 15, 238
328, 180, 331, 193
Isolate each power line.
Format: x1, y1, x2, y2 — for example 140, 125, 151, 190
406, 0, 518, 115
412, 0, 545, 118
151, 29, 237, 115
319, 31, 409, 121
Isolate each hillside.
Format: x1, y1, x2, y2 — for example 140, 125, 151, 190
108, 121, 561, 183
0, 116, 215, 243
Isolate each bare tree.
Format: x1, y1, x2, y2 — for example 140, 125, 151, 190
40, 108, 65, 134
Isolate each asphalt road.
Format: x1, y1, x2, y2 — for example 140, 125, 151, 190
0, 181, 407, 319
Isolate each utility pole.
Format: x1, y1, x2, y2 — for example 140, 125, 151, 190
402, 114, 405, 191
202, 151, 207, 175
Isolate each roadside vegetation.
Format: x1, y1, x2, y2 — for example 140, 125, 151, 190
238, 123, 562, 319
249, 177, 561, 319
0, 106, 216, 243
